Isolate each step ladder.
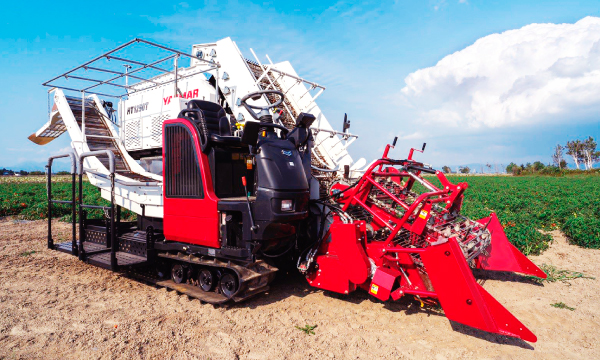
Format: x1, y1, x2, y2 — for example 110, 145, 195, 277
46, 150, 154, 270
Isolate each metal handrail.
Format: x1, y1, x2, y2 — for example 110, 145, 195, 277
83, 54, 178, 92
83, 66, 160, 85
79, 150, 115, 174
244, 56, 325, 90
46, 151, 77, 253
78, 150, 117, 270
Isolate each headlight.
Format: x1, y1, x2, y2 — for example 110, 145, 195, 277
281, 200, 293, 212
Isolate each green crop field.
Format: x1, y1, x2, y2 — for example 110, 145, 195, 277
434, 175, 600, 254
1, 174, 599, 255
0, 176, 135, 222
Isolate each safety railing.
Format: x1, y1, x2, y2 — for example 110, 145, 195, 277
78, 150, 117, 270
46, 151, 78, 253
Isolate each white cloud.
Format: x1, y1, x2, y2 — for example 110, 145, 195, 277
433, 0, 446, 11
400, 17, 600, 131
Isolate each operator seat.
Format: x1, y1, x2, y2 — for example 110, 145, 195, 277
178, 100, 242, 150
179, 101, 253, 200
187, 100, 232, 137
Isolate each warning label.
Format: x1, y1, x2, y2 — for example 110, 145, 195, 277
370, 284, 379, 295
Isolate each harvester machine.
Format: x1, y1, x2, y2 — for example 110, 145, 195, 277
29, 38, 545, 342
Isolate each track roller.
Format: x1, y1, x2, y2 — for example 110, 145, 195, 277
153, 252, 277, 304
198, 268, 216, 292
171, 264, 187, 284
219, 272, 239, 298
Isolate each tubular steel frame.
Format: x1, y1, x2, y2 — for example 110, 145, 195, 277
341, 157, 466, 246
77, 150, 117, 269
46, 151, 78, 253
42, 38, 220, 99
42, 38, 221, 146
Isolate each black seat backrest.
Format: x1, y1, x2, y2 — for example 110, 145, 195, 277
187, 100, 231, 136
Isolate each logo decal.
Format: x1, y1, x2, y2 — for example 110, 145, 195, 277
281, 150, 292, 156
163, 89, 200, 105
126, 102, 149, 115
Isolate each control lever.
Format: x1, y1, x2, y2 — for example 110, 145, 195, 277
379, 136, 399, 171
408, 141, 426, 160
382, 136, 398, 160
242, 177, 259, 232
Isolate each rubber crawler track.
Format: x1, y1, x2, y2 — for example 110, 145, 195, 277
129, 252, 278, 304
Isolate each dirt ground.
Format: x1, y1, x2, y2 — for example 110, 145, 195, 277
0, 218, 598, 360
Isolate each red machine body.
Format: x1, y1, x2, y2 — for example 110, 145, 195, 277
162, 118, 220, 248
304, 144, 546, 342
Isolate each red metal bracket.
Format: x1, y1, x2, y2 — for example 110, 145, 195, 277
421, 238, 537, 342
475, 213, 547, 279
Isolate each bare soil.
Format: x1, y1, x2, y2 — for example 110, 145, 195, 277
1, 218, 598, 359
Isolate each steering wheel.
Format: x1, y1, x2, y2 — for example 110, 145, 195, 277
240, 90, 284, 121
258, 123, 289, 136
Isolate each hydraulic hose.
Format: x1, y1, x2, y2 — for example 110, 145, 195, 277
259, 240, 296, 258
318, 178, 360, 201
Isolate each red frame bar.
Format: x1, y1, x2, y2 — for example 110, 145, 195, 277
366, 176, 410, 210
339, 157, 454, 247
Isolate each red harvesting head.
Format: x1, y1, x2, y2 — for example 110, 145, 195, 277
302, 143, 546, 342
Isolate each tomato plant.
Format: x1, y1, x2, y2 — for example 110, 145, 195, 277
424, 174, 600, 254
0, 178, 135, 221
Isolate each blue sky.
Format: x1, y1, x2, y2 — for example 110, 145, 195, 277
1, 0, 599, 171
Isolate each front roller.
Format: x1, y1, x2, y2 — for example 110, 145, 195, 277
420, 238, 538, 342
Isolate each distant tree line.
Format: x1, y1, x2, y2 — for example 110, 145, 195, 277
440, 136, 598, 176
0, 168, 34, 176
507, 136, 598, 175
441, 166, 471, 174
559, 136, 599, 170
505, 162, 548, 175
0, 168, 68, 176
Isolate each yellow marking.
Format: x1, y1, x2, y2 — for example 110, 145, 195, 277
419, 210, 429, 219
370, 284, 379, 295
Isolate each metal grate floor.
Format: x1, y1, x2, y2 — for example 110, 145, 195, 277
87, 251, 147, 269
55, 241, 106, 254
